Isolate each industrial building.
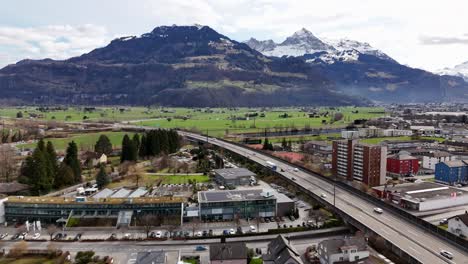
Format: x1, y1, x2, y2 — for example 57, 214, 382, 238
213, 168, 256, 186
372, 182, 468, 211
332, 140, 387, 187
198, 189, 278, 221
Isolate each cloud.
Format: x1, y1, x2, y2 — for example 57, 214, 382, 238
0, 24, 112, 67
420, 35, 468, 45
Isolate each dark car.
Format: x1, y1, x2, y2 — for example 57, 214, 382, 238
149, 232, 156, 238
202, 230, 208, 237
109, 233, 117, 240
208, 229, 213, 236
223, 230, 229, 235
74, 233, 82, 241
53, 233, 63, 240
236, 226, 243, 234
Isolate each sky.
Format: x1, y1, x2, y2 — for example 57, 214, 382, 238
1, 0, 468, 71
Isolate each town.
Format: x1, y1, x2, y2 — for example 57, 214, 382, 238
0, 104, 467, 263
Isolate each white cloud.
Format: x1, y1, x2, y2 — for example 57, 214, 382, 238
0, 24, 112, 67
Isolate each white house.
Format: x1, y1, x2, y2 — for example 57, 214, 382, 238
422, 151, 457, 170
382, 129, 413, 137
448, 212, 468, 239
317, 237, 369, 264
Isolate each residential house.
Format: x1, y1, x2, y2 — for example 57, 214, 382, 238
435, 160, 468, 185
317, 237, 369, 264
448, 211, 468, 239
263, 235, 304, 264
422, 151, 456, 171
210, 242, 248, 264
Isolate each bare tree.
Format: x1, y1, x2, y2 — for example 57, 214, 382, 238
141, 214, 156, 238
189, 218, 201, 236
0, 145, 17, 182
47, 224, 57, 240
309, 209, 327, 228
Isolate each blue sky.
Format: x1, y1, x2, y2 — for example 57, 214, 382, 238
1, 0, 468, 71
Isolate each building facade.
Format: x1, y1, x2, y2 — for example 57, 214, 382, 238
332, 140, 387, 187
435, 160, 468, 185
317, 237, 369, 264
448, 212, 468, 238
422, 151, 456, 171
198, 189, 276, 221
387, 151, 419, 177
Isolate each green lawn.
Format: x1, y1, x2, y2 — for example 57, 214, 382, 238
17, 131, 134, 151
361, 136, 445, 144
249, 258, 263, 264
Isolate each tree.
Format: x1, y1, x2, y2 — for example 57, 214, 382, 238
45, 141, 58, 185
96, 164, 109, 189
132, 134, 140, 152
75, 251, 95, 264
281, 138, 287, 150
0, 145, 17, 182
139, 134, 147, 158
63, 141, 81, 183
55, 164, 75, 188
21, 145, 52, 195
94, 135, 113, 155
16, 111, 23, 118
141, 214, 161, 238
121, 134, 137, 163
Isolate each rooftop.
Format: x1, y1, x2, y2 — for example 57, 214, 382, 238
6, 195, 184, 205
214, 168, 256, 179
373, 182, 468, 203
442, 160, 468, 168
388, 151, 417, 160
198, 189, 275, 203
448, 212, 468, 226
210, 242, 248, 261
319, 237, 368, 257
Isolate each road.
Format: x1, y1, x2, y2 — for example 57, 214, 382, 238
178, 131, 468, 264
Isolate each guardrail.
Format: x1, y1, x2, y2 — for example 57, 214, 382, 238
193, 134, 468, 253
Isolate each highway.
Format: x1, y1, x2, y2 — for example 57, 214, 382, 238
179, 131, 468, 264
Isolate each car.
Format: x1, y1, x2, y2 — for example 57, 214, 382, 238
149, 231, 156, 238
74, 233, 82, 241
223, 230, 229, 235
265, 218, 270, 223
0, 233, 8, 239
440, 250, 453, 259
53, 233, 63, 240
11, 233, 19, 240
280, 168, 285, 172
320, 193, 327, 198
293, 168, 299, 172
208, 229, 213, 236
195, 231, 202, 237
291, 177, 296, 181
202, 230, 208, 237
236, 227, 243, 234
195, 245, 207, 251
164, 231, 169, 238
250, 225, 257, 233
32, 233, 41, 240
109, 233, 117, 240
439, 218, 448, 225
156, 231, 162, 238
373, 207, 383, 214
289, 215, 296, 221
229, 228, 236, 235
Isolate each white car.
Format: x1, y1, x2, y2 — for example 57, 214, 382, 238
229, 229, 236, 235
156, 231, 162, 238
250, 225, 257, 233
196, 231, 202, 237
293, 168, 299, 172
440, 250, 453, 259
320, 193, 327, 198
373, 207, 383, 214
32, 233, 41, 240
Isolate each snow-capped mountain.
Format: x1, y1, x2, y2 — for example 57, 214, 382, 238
244, 28, 393, 63
438, 61, 468, 81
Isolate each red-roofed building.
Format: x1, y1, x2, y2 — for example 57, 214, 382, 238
387, 151, 419, 177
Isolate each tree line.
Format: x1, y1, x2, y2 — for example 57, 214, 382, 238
121, 129, 181, 162
19, 140, 81, 195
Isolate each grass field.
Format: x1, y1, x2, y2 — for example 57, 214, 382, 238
17, 131, 134, 151
360, 136, 445, 144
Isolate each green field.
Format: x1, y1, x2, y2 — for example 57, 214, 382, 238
17, 131, 134, 151
107, 174, 209, 189
360, 136, 445, 144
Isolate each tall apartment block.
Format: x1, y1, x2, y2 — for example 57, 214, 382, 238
332, 140, 387, 187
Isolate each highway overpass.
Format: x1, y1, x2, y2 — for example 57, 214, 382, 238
179, 131, 468, 264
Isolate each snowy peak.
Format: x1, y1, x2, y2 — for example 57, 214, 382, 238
438, 61, 468, 81
244, 28, 394, 62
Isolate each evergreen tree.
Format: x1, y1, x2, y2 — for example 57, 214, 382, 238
55, 163, 75, 188
96, 164, 109, 188
121, 134, 131, 162
132, 134, 140, 152
94, 134, 113, 155
281, 138, 287, 150
37, 139, 46, 152
287, 140, 292, 151
63, 141, 81, 183
263, 138, 270, 150
139, 134, 147, 158
45, 141, 58, 186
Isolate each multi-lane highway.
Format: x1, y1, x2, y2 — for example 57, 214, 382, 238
179, 131, 468, 264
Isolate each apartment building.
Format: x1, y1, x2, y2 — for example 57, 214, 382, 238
332, 140, 387, 187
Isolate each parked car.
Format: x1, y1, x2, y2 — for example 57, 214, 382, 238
250, 225, 257, 233
74, 233, 82, 241
223, 230, 229, 235
439, 219, 448, 225
0, 233, 8, 239
202, 230, 208, 237
208, 229, 213, 236
320, 193, 327, 198
54, 233, 63, 240
229, 229, 236, 235
109, 233, 117, 240
196, 231, 202, 237
32, 233, 41, 240
440, 250, 453, 259
149, 232, 156, 238
236, 226, 243, 234
195, 246, 207, 251
156, 231, 162, 238
373, 208, 383, 214
164, 231, 169, 238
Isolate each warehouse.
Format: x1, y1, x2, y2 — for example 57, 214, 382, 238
372, 182, 468, 211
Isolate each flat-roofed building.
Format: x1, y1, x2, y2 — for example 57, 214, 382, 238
214, 168, 256, 186
198, 189, 276, 220
3, 196, 184, 224
372, 181, 468, 211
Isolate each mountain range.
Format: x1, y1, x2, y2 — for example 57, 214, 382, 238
1, 25, 468, 106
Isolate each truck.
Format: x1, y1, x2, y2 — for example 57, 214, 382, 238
266, 161, 277, 171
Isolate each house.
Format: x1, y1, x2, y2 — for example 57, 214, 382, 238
317, 237, 369, 264
302, 141, 332, 158
447, 211, 468, 239
263, 235, 304, 264
81, 152, 107, 167
435, 160, 468, 185
210, 242, 248, 264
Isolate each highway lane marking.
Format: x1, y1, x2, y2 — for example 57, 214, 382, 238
407, 230, 420, 237
409, 246, 421, 255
